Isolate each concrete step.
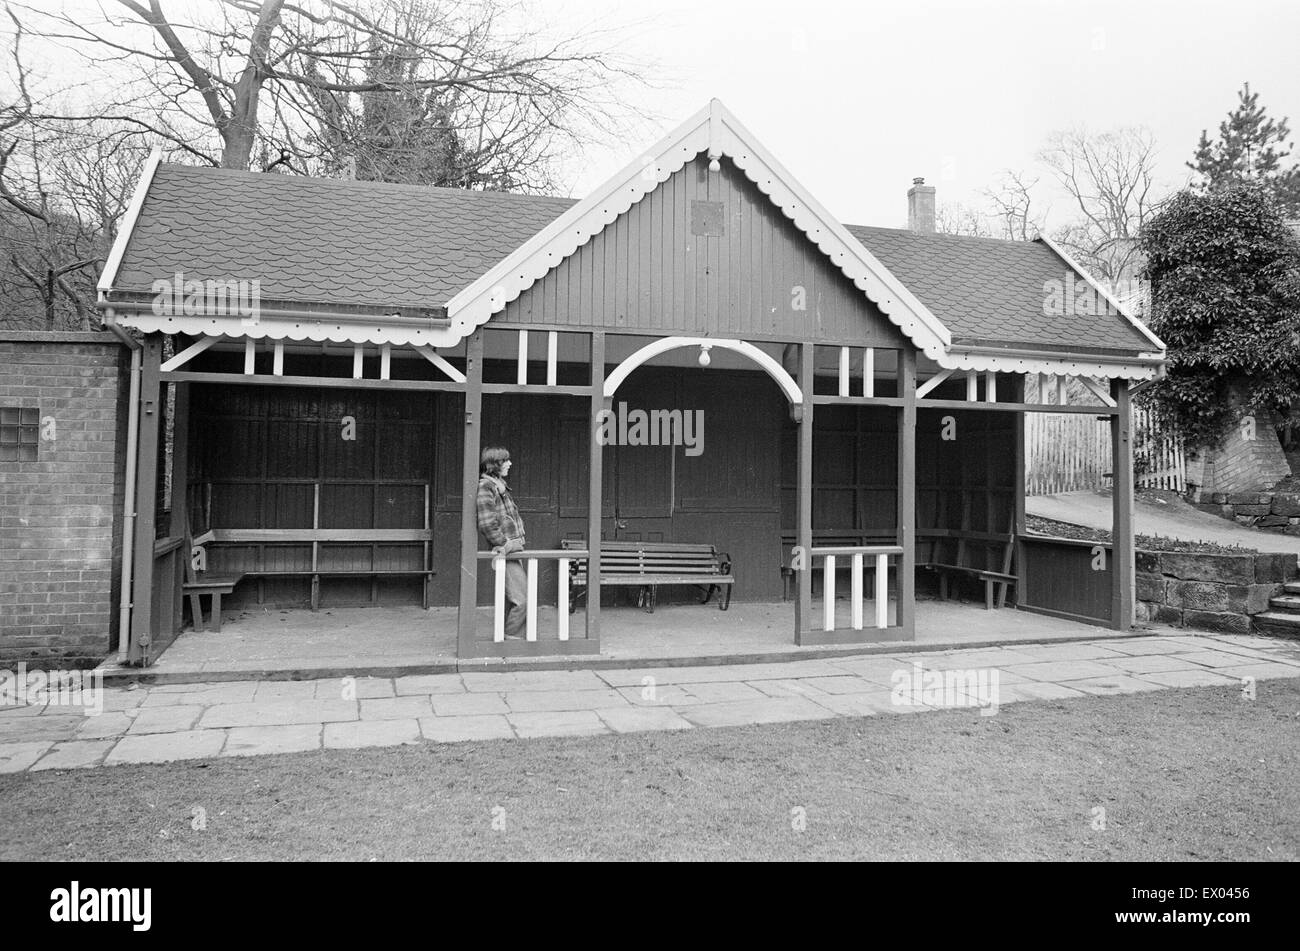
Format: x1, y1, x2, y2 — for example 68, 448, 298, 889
1285, 582, 1300, 595
1252, 611, 1300, 637
1268, 595, 1300, 612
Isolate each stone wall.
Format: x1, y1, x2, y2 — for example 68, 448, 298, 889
1193, 491, 1300, 534
1135, 549, 1297, 634
0, 332, 129, 665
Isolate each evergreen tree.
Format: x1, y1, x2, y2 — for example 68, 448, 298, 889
1189, 83, 1300, 217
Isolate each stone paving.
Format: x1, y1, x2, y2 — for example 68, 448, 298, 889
4, 633, 1299, 773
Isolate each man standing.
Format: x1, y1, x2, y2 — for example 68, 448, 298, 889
476, 447, 527, 638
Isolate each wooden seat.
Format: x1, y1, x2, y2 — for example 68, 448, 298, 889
918, 528, 1018, 610
561, 539, 734, 613
183, 574, 244, 633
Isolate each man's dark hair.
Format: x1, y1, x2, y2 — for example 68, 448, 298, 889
480, 446, 510, 477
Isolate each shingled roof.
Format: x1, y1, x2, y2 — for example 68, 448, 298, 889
107, 162, 1158, 359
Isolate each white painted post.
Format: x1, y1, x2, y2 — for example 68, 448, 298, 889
493, 557, 506, 643
823, 555, 836, 631
838, 347, 850, 397
243, 338, 256, 374
557, 558, 570, 641
862, 348, 875, 398
273, 341, 284, 376
850, 552, 863, 630
985, 372, 996, 402
517, 330, 529, 385
1057, 375, 1068, 406
875, 554, 889, 629
380, 343, 391, 380
352, 346, 363, 380
525, 558, 538, 641
966, 371, 978, 402
546, 331, 558, 387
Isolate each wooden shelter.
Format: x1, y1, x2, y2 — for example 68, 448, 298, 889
96, 101, 1166, 665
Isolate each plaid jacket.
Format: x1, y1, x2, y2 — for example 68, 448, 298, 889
476, 475, 525, 549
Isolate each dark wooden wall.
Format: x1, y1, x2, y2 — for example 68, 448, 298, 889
188, 365, 1019, 610
502, 156, 912, 348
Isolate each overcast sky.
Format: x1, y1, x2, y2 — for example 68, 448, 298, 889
551, 0, 1300, 229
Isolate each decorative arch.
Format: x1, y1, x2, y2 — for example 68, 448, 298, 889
603, 336, 803, 404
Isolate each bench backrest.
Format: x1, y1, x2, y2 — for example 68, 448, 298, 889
560, 538, 725, 574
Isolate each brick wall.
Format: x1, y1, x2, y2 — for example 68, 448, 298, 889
1192, 410, 1291, 495
0, 332, 129, 665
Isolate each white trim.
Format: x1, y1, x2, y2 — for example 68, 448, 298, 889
916, 368, 954, 399
1077, 376, 1118, 407
414, 345, 467, 383
937, 349, 1162, 380
1036, 234, 1167, 352
98, 146, 162, 296
159, 334, 218, 372
112, 310, 463, 349
444, 100, 952, 361
603, 336, 803, 404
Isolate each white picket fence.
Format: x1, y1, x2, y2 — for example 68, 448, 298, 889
1025, 406, 1185, 496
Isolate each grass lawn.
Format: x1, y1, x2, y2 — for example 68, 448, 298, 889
2, 680, 1298, 861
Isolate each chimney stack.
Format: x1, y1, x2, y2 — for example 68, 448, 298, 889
907, 176, 936, 233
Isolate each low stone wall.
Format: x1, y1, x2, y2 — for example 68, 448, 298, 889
1193, 491, 1300, 534
1136, 550, 1297, 634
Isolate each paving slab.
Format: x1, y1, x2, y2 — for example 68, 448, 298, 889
127, 704, 204, 735
675, 697, 835, 728
359, 696, 434, 720
990, 682, 1088, 704
615, 683, 697, 706
508, 710, 609, 739
223, 724, 323, 757
505, 688, 629, 713
595, 706, 694, 734
1220, 662, 1300, 681
597, 661, 850, 688
1176, 650, 1273, 670
1138, 669, 1240, 689
1008, 643, 1127, 662
394, 674, 466, 696
323, 719, 421, 749
73, 712, 134, 740
680, 681, 769, 703
253, 681, 323, 701
316, 677, 395, 700
1097, 654, 1209, 675
1002, 660, 1122, 682
430, 693, 509, 717
1068, 675, 1166, 696
1102, 637, 1214, 656
805, 691, 926, 717
418, 715, 515, 743
462, 670, 608, 693
142, 682, 259, 707
0, 715, 86, 743
30, 740, 115, 770
198, 699, 358, 729
0, 741, 54, 773
105, 730, 226, 765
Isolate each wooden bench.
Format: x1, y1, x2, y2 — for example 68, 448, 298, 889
183, 573, 245, 633
918, 529, 1017, 609
561, 539, 734, 612
779, 530, 896, 600
195, 528, 436, 612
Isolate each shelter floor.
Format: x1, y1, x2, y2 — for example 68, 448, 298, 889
114, 596, 1144, 683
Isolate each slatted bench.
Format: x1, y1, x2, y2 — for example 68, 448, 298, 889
561, 539, 734, 612
194, 528, 436, 612
918, 529, 1017, 610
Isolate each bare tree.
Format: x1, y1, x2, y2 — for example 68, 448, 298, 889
1039, 126, 1164, 284
981, 170, 1042, 241
6, 0, 639, 189
935, 200, 993, 237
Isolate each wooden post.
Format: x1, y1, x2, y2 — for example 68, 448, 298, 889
897, 348, 917, 638
1013, 374, 1028, 609
587, 332, 606, 643
129, 335, 163, 665
169, 381, 191, 632
1111, 378, 1134, 630
456, 330, 485, 656
794, 341, 814, 641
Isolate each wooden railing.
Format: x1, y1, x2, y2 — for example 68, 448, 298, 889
476, 549, 588, 642
810, 545, 902, 632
